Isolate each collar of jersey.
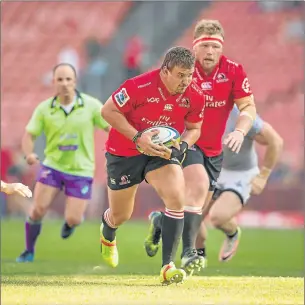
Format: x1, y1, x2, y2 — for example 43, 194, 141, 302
157, 69, 172, 100
50, 90, 84, 109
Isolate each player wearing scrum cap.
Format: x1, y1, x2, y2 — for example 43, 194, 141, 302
145, 19, 257, 275
99, 46, 205, 285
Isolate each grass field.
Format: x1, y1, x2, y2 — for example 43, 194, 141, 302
2, 219, 304, 304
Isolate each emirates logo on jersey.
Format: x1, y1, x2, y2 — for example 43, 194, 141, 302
205, 100, 226, 108
141, 115, 175, 127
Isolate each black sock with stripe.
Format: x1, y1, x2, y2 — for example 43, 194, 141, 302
102, 208, 117, 242
181, 207, 203, 257
161, 208, 184, 266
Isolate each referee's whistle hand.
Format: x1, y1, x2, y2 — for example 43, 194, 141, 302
25, 153, 40, 166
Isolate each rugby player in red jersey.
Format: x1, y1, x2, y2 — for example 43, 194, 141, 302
145, 19, 257, 275
99, 47, 205, 285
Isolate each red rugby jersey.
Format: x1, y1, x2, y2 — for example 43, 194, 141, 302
106, 69, 205, 157
193, 55, 253, 157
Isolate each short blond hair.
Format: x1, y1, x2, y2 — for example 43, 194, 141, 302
193, 19, 225, 40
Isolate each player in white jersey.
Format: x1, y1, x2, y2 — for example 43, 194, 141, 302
195, 105, 283, 262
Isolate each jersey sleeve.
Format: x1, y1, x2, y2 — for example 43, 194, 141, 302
185, 85, 205, 123
92, 98, 110, 130
232, 64, 253, 100
111, 79, 137, 113
25, 104, 44, 137
247, 114, 264, 138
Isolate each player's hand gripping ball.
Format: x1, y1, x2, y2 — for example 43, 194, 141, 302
136, 126, 181, 155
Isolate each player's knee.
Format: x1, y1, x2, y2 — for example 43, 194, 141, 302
162, 190, 185, 211
30, 205, 47, 220
209, 210, 226, 228
112, 211, 132, 227
65, 215, 82, 227
186, 183, 208, 207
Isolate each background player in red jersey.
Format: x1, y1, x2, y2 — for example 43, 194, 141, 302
195, 106, 283, 263
99, 47, 205, 285
145, 19, 257, 274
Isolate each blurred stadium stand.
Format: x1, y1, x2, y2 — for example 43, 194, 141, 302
1, 1, 133, 147
1, 1, 304, 225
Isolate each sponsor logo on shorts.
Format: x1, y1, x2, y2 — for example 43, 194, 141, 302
81, 185, 89, 195
41, 169, 51, 179
114, 88, 130, 107
110, 178, 116, 185
119, 175, 131, 186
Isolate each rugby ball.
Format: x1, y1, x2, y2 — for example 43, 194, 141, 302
136, 126, 180, 154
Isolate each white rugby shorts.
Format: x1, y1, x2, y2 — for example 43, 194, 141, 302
216, 167, 260, 204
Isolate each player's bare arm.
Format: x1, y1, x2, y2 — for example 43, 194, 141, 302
224, 95, 256, 153
234, 95, 256, 134
181, 120, 203, 148
22, 131, 39, 165
101, 96, 167, 157
251, 122, 283, 195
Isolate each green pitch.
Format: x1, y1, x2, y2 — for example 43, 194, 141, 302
2, 219, 304, 304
